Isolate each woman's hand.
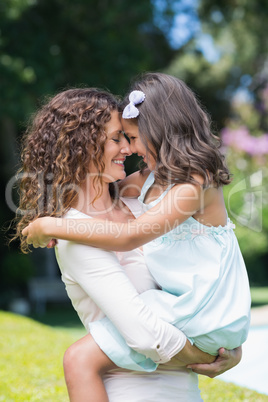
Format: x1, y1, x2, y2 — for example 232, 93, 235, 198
187, 346, 242, 378
22, 217, 54, 248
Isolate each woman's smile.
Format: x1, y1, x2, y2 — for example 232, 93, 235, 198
112, 158, 126, 167
102, 111, 131, 181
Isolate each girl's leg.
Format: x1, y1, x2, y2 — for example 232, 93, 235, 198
63, 333, 116, 402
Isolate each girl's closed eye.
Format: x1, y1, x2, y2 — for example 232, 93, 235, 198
128, 136, 136, 142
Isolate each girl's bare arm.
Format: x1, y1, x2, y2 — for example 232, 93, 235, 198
22, 182, 203, 250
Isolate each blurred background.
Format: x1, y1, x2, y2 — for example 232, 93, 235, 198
1, 0, 267, 323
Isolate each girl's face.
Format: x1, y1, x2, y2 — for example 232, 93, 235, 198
102, 111, 132, 182
121, 118, 156, 171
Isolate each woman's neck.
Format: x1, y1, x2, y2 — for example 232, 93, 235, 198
74, 180, 117, 217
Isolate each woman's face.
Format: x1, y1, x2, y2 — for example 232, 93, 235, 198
102, 111, 132, 182
121, 118, 156, 171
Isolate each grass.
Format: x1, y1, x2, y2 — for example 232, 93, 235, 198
1, 311, 268, 401
0, 311, 77, 401
250, 287, 268, 306
199, 377, 268, 402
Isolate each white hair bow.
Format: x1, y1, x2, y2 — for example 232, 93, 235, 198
122, 90, 146, 119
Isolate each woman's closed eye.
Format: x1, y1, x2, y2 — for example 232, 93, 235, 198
112, 131, 127, 143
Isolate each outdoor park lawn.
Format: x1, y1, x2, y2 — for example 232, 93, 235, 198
1, 311, 268, 401
250, 287, 268, 306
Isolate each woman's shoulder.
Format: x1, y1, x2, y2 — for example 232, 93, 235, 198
120, 197, 145, 218
64, 208, 92, 219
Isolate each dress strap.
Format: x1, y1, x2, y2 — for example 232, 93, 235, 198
138, 171, 175, 207
138, 171, 155, 203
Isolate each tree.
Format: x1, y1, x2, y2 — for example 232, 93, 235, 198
0, 0, 178, 306
165, 0, 268, 129
165, 0, 268, 285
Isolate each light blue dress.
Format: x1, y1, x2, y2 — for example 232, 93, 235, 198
89, 172, 251, 371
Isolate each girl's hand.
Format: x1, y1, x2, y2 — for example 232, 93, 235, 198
186, 346, 242, 378
47, 239, 58, 248
22, 217, 54, 248
175, 340, 216, 366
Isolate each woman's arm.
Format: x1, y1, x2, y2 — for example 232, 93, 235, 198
57, 237, 214, 368
22, 182, 202, 250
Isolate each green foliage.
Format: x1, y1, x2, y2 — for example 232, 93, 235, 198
199, 0, 268, 78
0, 0, 177, 297
166, 1, 268, 285
223, 156, 268, 285
1, 311, 267, 401
0, 250, 35, 307
221, 85, 268, 285
165, 0, 268, 130
251, 287, 268, 306
0, 0, 175, 123
2, 251, 34, 286
165, 49, 232, 128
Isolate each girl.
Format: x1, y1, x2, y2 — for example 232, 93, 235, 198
22, 75, 250, 395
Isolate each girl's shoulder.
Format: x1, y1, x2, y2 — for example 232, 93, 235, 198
191, 173, 206, 187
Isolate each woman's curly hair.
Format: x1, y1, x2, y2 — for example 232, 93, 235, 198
121, 72, 231, 187
13, 88, 118, 253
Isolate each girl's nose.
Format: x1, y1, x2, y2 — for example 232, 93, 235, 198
129, 142, 136, 154
121, 138, 132, 155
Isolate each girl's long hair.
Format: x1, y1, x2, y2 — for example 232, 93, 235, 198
13, 88, 118, 253
122, 72, 231, 187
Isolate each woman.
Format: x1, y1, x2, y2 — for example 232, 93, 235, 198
16, 88, 241, 401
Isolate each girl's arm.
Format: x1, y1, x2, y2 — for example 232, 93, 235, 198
22, 182, 202, 250
187, 346, 242, 378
